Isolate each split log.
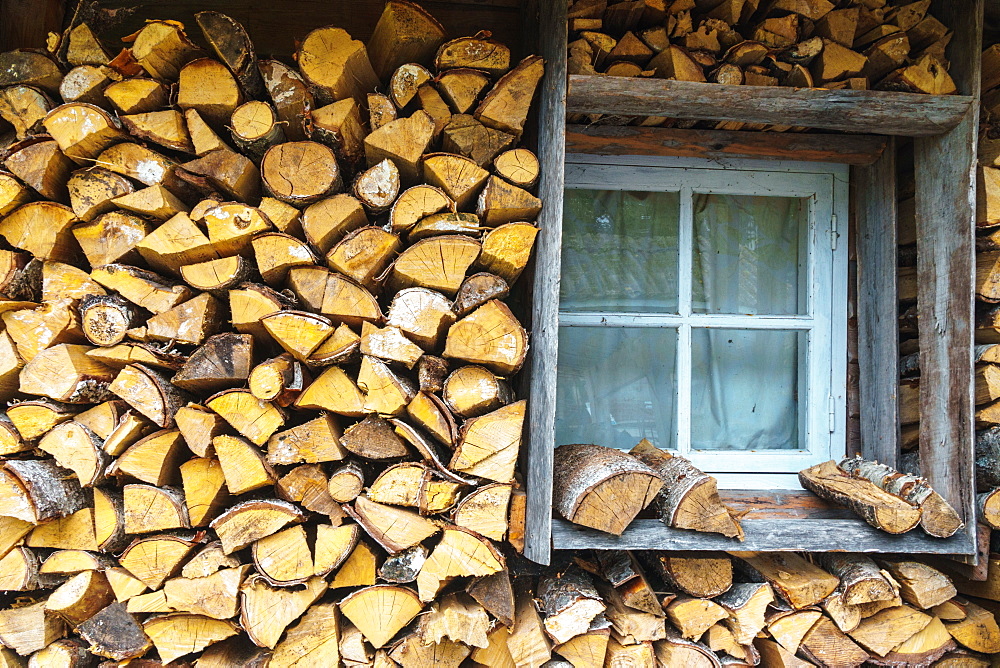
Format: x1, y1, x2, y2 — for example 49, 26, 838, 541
538, 567, 607, 644
943, 601, 1000, 654
632, 439, 744, 538
798, 615, 870, 668
877, 560, 957, 609
817, 553, 897, 605
799, 459, 922, 534
732, 551, 839, 609
839, 455, 963, 537
552, 443, 662, 535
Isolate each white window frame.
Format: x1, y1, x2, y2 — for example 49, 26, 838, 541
560, 154, 849, 489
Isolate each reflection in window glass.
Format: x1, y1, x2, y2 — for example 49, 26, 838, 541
562, 189, 680, 313
690, 328, 802, 451
556, 326, 678, 451
692, 194, 806, 315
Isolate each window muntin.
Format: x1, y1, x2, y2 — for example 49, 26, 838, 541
556, 159, 848, 479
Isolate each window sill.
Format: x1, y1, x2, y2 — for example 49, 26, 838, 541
551, 517, 978, 554
566, 74, 974, 138
552, 489, 978, 554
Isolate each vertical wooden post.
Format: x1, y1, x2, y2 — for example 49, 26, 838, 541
855, 140, 900, 466
913, 0, 982, 556
522, 0, 567, 565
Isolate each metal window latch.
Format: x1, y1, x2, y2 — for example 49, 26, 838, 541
828, 395, 836, 433
829, 214, 839, 251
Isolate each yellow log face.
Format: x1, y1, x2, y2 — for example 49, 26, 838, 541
144, 614, 238, 663
339, 585, 423, 649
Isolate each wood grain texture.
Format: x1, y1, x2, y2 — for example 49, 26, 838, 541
87, 0, 524, 58
854, 139, 900, 467
567, 75, 974, 137
552, 518, 978, 553
522, 0, 566, 566
0, 0, 64, 50
566, 125, 888, 165
913, 0, 982, 562
720, 490, 855, 520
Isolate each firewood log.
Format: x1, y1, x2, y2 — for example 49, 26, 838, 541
0, 601, 66, 656
817, 554, 896, 606
839, 455, 963, 538
799, 460, 922, 534
0, 86, 54, 140
143, 614, 238, 662
631, 439, 744, 538
943, 601, 1000, 654
847, 605, 934, 658
552, 443, 662, 535
339, 585, 423, 649
261, 141, 341, 206
732, 552, 839, 609
269, 600, 340, 666
799, 615, 870, 667
655, 628, 722, 667
877, 560, 957, 609
367, 462, 460, 513
537, 566, 607, 644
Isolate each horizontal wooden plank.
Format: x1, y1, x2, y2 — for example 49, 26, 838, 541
566, 125, 888, 165
552, 518, 979, 554
567, 75, 974, 137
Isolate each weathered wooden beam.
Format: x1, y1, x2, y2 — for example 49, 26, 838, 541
523, 0, 566, 566
567, 75, 974, 137
913, 0, 983, 562
855, 139, 900, 466
566, 125, 888, 165
552, 518, 978, 553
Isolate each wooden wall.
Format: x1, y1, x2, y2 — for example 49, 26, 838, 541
0, 0, 65, 49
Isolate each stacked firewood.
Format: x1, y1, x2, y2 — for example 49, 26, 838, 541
568, 0, 957, 93
552, 446, 1000, 665
0, 0, 548, 663
931, 37, 1000, 533
532, 548, 1000, 666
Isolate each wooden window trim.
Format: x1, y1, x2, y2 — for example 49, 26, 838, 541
523, 0, 983, 565
561, 156, 848, 477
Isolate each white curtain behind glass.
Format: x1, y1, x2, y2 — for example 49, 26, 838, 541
561, 189, 679, 312
690, 194, 805, 451
556, 189, 680, 451
556, 327, 677, 450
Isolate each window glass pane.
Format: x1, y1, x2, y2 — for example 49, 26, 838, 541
690, 328, 802, 451
692, 193, 806, 315
561, 189, 680, 313
556, 326, 677, 451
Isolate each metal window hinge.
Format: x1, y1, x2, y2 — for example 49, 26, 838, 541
828, 395, 837, 433
829, 214, 839, 251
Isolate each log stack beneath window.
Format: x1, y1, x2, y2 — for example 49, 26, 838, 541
533, 546, 1000, 666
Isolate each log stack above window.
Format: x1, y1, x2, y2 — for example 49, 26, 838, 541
568, 0, 959, 129
0, 1, 545, 662
569, 0, 956, 93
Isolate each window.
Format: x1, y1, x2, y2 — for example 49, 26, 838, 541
555, 157, 849, 487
